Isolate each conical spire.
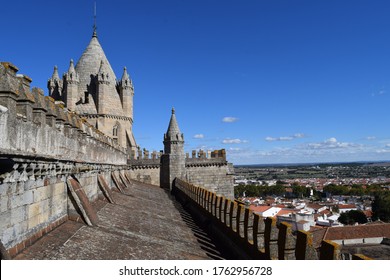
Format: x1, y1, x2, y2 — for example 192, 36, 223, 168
75, 35, 116, 87
68, 59, 76, 74
48, 65, 63, 98
166, 107, 183, 140
97, 60, 110, 83
64, 59, 78, 83
121, 66, 130, 81
119, 66, 133, 88
51, 66, 60, 81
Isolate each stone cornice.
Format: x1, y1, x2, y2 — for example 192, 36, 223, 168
80, 113, 133, 123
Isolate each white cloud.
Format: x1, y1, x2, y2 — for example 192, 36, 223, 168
222, 117, 239, 123
265, 137, 277, 141
376, 149, 390, 154
222, 138, 248, 144
193, 134, 204, 139
265, 133, 306, 142
366, 136, 376, 140
293, 133, 305, 138
306, 137, 362, 150
325, 137, 337, 143
279, 136, 294, 141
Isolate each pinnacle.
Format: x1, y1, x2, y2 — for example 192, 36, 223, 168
121, 66, 130, 81
166, 107, 181, 137
68, 59, 76, 73
51, 65, 60, 80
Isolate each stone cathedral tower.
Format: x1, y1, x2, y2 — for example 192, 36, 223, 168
47, 29, 137, 155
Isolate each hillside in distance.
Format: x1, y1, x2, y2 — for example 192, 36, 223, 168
234, 161, 390, 181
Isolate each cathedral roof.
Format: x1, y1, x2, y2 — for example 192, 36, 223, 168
73, 33, 124, 116
75, 35, 117, 87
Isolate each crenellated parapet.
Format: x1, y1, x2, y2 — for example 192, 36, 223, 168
186, 149, 228, 167
0, 62, 127, 165
128, 148, 162, 167
172, 178, 371, 260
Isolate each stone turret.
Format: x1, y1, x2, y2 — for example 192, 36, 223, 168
47, 66, 63, 100
161, 108, 186, 190
96, 60, 110, 114
117, 67, 134, 120
63, 59, 79, 112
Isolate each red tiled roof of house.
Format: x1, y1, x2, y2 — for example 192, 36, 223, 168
249, 205, 272, 213
309, 227, 327, 248
324, 224, 390, 240
276, 209, 298, 217
307, 203, 324, 210
338, 204, 357, 209
275, 204, 286, 208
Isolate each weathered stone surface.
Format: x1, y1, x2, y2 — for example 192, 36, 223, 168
47, 34, 137, 152
66, 178, 99, 226
14, 180, 217, 260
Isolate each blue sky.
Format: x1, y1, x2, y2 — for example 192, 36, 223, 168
2, 0, 390, 165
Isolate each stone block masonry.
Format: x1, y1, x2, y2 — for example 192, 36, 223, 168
0, 62, 130, 256
185, 161, 234, 199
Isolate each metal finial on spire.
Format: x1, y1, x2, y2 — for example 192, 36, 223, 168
172, 107, 175, 114
92, 1, 97, 37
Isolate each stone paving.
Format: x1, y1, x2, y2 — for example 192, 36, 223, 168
14, 180, 223, 260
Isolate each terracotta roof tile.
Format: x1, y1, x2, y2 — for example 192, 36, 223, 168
307, 203, 324, 210
324, 224, 390, 240
249, 205, 272, 213
338, 204, 357, 209
276, 209, 298, 216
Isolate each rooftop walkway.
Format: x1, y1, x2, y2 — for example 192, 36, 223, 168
13, 180, 224, 260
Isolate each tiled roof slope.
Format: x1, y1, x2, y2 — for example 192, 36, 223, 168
324, 223, 390, 241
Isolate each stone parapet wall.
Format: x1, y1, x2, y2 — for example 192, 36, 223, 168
126, 148, 234, 195
173, 178, 371, 260
0, 155, 127, 253
0, 62, 127, 165
185, 162, 234, 199
0, 62, 130, 255
0, 170, 68, 252
128, 165, 160, 186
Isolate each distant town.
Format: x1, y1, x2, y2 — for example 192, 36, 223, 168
233, 162, 390, 259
